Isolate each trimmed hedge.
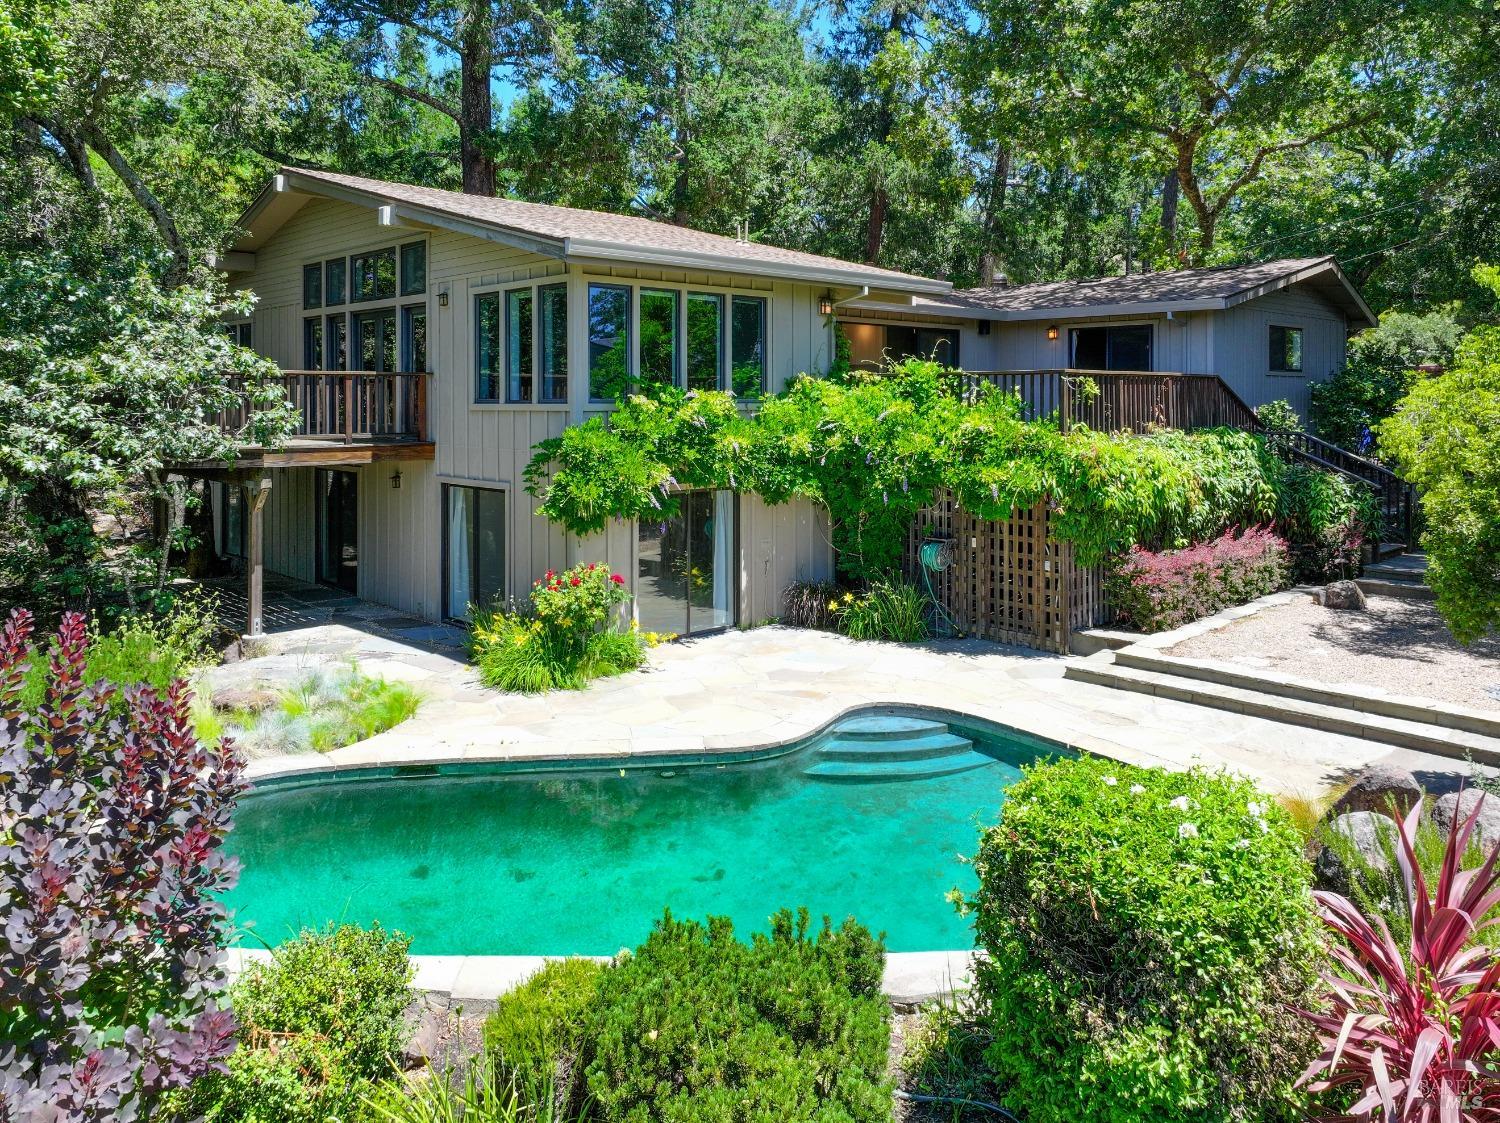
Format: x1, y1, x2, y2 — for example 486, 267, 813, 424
1104, 525, 1291, 632
970, 757, 1321, 1123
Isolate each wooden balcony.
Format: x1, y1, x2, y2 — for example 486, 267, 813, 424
962, 369, 1261, 434
213, 369, 434, 467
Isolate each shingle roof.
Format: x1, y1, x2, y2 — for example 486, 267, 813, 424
942, 257, 1336, 312
260, 167, 952, 294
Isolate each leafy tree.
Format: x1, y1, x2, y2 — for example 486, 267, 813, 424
0, 0, 63, 119
1378, 265, 1500, 643
0, 608, 244, 1122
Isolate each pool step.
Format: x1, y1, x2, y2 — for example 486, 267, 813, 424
818, 731, 978, 763
826, 714, 952, 742
803, 750, 998, 783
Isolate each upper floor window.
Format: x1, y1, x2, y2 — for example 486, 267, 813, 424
730, 295, 767, 396
400, 241, 426, 296
325, 257, 347, 306
476, 292, 502, 403
302, 263, 322, 310
1270, 325, 1304, 373
639, 288, 679, 392
402, 304, 427, 372
224, 322, 253, 347
588, 284, 632, 402
538, 283, 568, 403
506, 288, 533, 403
302, 317, 323, 370
351, 247, 397, 302
686, 292, 722, 392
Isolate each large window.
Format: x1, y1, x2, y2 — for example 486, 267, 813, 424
445, 485, 505, 620
506, 288, 534, 403
884, 325, 959, 367
1069, 324, 1152, 371
639, 288, 680, 391
401, 305, 427, 372
354, 308, 397, 371
539, 283, 568, 403
400, 241, 426, 296
351, 247, 397, 302
326, 315, 348, 370
1269, 325, 1304, 373
224, 322, 252, 347
588, 284, 631, 401
325, 258, 347, 306
636, 490, 736, 635
730, 296, 766, 396
302, 317, 324, 370
686, 292, 723, 391
302, 263, 322, 310
476, 292, 501, 402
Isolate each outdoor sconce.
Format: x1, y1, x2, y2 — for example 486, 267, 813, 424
437, 291, 449, 307
1046, 324, 1060, 341
818, 293, 834, 316
390, 471, 402, 490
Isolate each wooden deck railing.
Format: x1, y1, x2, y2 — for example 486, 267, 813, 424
962, 369, 1262, 433
1278, 429, 1417, 547
219, 370, 431, 444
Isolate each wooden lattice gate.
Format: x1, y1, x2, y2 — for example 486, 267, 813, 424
905, 492, 1108, 654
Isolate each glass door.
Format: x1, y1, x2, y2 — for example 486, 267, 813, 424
445, 485, 506, 620
316, 469, 359, 593
636, 490, 736, 636
354, 309, 397, 371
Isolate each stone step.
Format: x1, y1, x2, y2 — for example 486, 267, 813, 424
825, 714, 952, 742
803, 750, 999, 783
1364, 562, 1427, 584
1064, 654, 1500, 766
1109, 649, 1500, 741
817, 731, 977, 763
1356, 577, 1436, 601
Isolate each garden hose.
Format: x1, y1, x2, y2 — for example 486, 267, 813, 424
893, 1089, 1021, 1121
917, 537, 962, 638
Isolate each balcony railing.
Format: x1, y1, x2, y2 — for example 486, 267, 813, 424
962, 369, 1262, 434
220, 370, 431, 444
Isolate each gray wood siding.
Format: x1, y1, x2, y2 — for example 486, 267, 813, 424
1209, 285, 1348, 418
739, 494, 835, 624
993, 310, 1214, 373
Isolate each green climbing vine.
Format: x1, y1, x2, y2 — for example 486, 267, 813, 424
524, 359, 1284, 580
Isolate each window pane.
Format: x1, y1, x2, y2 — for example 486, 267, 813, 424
326, 315, 347, 371
539, 283, 568, 403
729, 296, 765, 396
474, 488, 505, 611
303, 263, 322, 309
506, 289, 534, 403
446, 486, 506, 620
1106, 326, 1152, 371
325, 258, 346, 306
400, 242, 426, 296
355, 309, 396, 371
352, 247, 396, 302
686, 292, 722, 391
476, 292, 501, 402
915, 327, 959, 368
1270, 326, 1303, 372
639, 288, 680, 391
588, 284, 631, 401
402, 305, 426, 372
303, 317, 324, 370
446, 486, 474, 620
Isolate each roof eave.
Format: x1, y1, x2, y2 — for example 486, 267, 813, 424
892, 297, 1228, 321
1222, 257, 1377, 330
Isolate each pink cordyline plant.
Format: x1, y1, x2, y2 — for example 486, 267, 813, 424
1299, 795, 1500, 1121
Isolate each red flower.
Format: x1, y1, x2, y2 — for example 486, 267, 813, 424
570, 577, 581, 587
545, 570, 555, 580
610, 573, 625, 585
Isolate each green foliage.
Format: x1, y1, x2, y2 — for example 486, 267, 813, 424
1105, 527, 1291, 633
483, 959, 604, 1109
365, 1053, 546, 1123
1268, 461, 1381, 582
526, 359, 1285, 582
1310, 307, 1465, 453
780, 580, 841, 630
470, 563, 655, 693
1255, 399, 1301, 449
173, 924, 414, 1123
970, 757, 1321, 1123
583, 910, 891, 1123
828, 580, 930, 642
218, 663, 423, 757
1379, 271, 1500, 643
899, 990, 1004, 1115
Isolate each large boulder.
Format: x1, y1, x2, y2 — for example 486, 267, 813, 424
1314, 811, 1399, 894
1323, 580, 1367, 610
1429, 790, 1500, 851
1330, 764, 1423, 819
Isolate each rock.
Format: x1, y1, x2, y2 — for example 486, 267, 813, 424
1314, 811, 1398, 894
1330, 764, 1423, 819
1430, 790, 1500, 851
208, 686, 280, 713
1323, 580, 1367, 610
402, 997, 449, 1069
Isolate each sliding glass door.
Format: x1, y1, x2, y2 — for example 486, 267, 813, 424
636, 490, 736, 636
445, 485, 506, 620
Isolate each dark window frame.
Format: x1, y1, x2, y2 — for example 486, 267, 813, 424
351, 246, 398, 303
399, 241, 427, 297
1269, 324, 1305, 373
441, 482, 508, 623
1068, 324, 1154, 372
302, 316, 324, 370
302, 262, 322, 310
685, 290, 725, 393
325, 313, 348, 371
638, 287, 681, 392
325, 257, 347, 306
401, 303, 427, 373
729, 294, 768, 397
505, 285, 536, 404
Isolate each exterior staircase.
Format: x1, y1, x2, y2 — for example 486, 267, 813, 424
1358, 552, 1433, 599
802, 714, 998, 782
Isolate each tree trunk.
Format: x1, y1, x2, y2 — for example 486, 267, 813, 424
1161, 168, 1179, 247
1173, 140, 1215, 264
458, 0, 497, 196
864, 184, 887, 265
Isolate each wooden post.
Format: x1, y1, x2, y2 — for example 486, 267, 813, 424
245, 475, 273, 638
343, 374, 355, 443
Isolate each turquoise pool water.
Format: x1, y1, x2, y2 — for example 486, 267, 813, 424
225, 712, 1053, 954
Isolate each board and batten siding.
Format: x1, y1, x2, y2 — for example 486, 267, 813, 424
232, 194, 835, 622
991, 310, 1215, 374
1209, 285, 1348, 418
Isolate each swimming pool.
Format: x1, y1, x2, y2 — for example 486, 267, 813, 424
225, 710, 1058, 954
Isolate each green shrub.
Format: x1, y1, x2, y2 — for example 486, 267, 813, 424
781, 580, 841, 629
830, 579, 929, 642
483, 958, 604, 1109
1270, 460, 1381, 581
212, 663, 422, 757
582, 909, 890, 1123
470, 562, 659, 693
365, 1052, 543, 1123
173, 923, 415, 1123
1105, 526, 1291, 632
970, 757, 1321, 1123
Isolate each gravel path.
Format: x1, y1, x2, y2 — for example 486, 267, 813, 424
1166, 594, 1500, 712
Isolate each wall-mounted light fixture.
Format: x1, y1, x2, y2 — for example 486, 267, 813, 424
1046, 324, 1060, 341
818, 293, 835, 316
437, 291, 450, 308
390, 471, 402, 490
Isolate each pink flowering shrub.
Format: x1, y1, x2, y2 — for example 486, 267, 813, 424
0, 609, 243, 1122
1106, 526, 1291, 633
